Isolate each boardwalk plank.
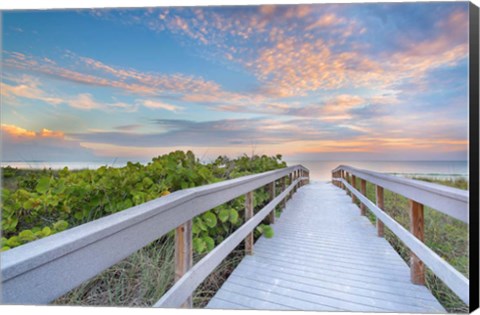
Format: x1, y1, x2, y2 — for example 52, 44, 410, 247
232, 263, 442, 308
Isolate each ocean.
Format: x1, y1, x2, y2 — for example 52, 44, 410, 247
1, 160, 468, 182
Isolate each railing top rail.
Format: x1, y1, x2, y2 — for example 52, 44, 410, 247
332, 165, 468, 223
1, 164, 308, 304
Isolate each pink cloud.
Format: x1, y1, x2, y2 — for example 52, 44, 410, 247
138, 99, 183, 112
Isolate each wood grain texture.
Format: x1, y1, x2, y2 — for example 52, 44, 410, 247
245, 191, 254, 255
409, 200, 425, 285
175, 220, 192, 307
360, 179, 367, 216
351, 175, 357, 203
268, 182, 276, 224
207, 182, 445, 312
375, 186, 385, 237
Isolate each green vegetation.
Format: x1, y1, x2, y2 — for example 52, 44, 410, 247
351, 176, 468, 313
1, 151, 286, 252
1, 151, 287, 306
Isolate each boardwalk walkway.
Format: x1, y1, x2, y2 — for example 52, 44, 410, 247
207, 182, 445, 312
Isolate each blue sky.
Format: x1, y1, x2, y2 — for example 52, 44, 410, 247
1, 3, 470, 162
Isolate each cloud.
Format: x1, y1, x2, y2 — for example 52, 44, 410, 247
0, 75, 63, 105
1, 124, 96, 162
138, 99, 183, 112
1, 75, 137, 112
40, 128, 65, 138
1, 124, 36, 138
69, 117, 363, 151
3, 50, 225, 99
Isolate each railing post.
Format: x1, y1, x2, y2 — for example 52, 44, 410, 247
293, 170, 298, 193
281, 176, 286, 210
268, 181, 276, 224
341, 170, 344, 189
345, 172, 351, 196
375, 186, 385, 237
175, 220, 193, 308
409, 200, 425, 285
288, 172, 293, 200
351, 175, 356, 203
245, 191, 254, 255
360, 179, 366, 215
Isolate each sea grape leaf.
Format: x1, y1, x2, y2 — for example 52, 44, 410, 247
193, 237, 206, 253
263, 225, 274, 238
203, 236, 215, 251
42, 226, 52, 236
19, 230, 36, 241
36, 177, 50, 194
218, 209, 229, 223
53, 220, 68, 231
202, 212, 217, 228
229, 209, 239, 224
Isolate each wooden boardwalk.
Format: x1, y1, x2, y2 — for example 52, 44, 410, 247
207, 182, 446, 312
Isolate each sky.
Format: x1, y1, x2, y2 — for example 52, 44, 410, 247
0, 2, 470, 162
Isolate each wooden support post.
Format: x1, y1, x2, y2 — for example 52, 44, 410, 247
345, 172, 351, 196
409, 200, 425, 285
288, 173, 293, 200
360, 179, 366, 215
281, 176, 286, 210
375, 186, 385, 237
175, 220, 193, 308
268, 181, 276, 224
351, 175, 356, 203
293, 171, 298, 193
245, 191, 254, 255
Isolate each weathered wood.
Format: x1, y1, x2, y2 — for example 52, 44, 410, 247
245, 191, 254, 255
339, 178, 469, 304
155, 179, 298, 308
360, 179, 367, 216
409, 200, 425, 285
268, 182, 276, 224
351, 175, 357, 203
289, 173, 293, 200
332, 165, 468, 223
375, 186, 385, 237
175, 220, 193, 307
1, 164, 308, 305
281, 177, 286, 210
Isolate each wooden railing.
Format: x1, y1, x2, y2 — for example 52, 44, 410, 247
1, 165, 310, 306
331, 165, 469, 305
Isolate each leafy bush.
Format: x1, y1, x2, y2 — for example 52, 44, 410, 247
1, 151, 287, 252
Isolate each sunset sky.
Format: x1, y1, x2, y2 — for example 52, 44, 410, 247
1, 2, 470, 162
